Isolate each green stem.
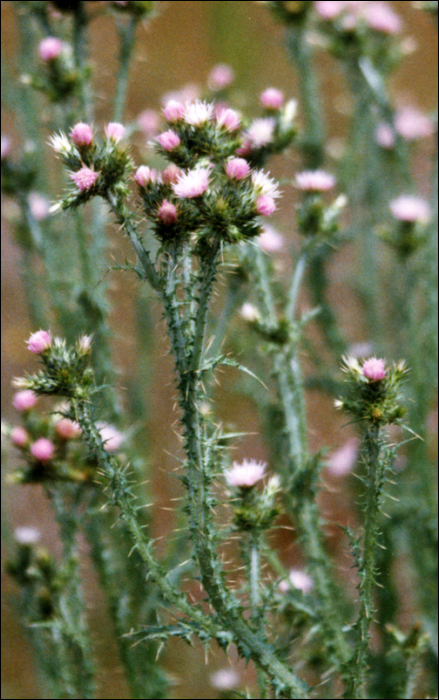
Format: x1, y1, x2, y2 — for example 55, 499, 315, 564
113, 16, 139, 122
73, 1, 93, 121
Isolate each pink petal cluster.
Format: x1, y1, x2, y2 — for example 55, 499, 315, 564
260, 88, 284, 110
157, 129, 181, 151
279, 569, 314, 594
135, 166, 159, 188
14, 527, 40, 545
157, 200, 178, 225
364, 2, 402, 35
172, 168, 211, 198
97, 423, 124, 453
395, 107, 435, 141
224, 459, 266, 488
375, 122, 396, 149
210, 668, 240, 691
31, 438, 55, 462
70, 122, 94, 147
28, 193, 50, 221
208, 64, 235, 91
55, 418, 82, 440
225, 158, 250, 180
258, 225, 284, 253
183, 101, 214, 126
163, 100, 185, 122
390, 196, 431, 223
162, 164, 182, 184
137, 109, 160, 137
296, 170, 336, 192
1, 135, 11, 160
13, 390, 38, 412
362, 357, 387, 382
70, 167, 99, 191
314, 1, 347, 20
105, 122, 126, 143
216, 107, 241, 132
256, 194, 277, 216
246, 118, 276, 148
327, 438, 359, 477
39, 37, 63, 61
27, 329, 52, 354
10, 426, 29, 447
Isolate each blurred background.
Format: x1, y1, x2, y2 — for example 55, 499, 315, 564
1, 2, 438, 698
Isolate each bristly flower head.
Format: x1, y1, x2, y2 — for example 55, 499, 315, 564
296, 170, 336, 192
172, 167, 211, 198
30, 438, 55, 462
105, 122, 126, 143
216, 107, 241, 132
245, 118, 276, 148
225, 459, 266, 488
13, 390, 38, 412
163, 100, 185, 122
183, 100, 214, 126
157, 199, 178, 225
70, 166, 100, 191
70, 123, 94, 147
11, 426, 30, 447
225, 158, 251, 180
135, 165, 159, 188
390, 196, 431, 224
157, 129, 181, 151
260, 88, 284, 110
362, 357, 387, 382
27, 330, 52, 354
251, 170, 281, 199
97, 423, 124, 453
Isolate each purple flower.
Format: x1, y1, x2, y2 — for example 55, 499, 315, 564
390, 196, 431, 224
1, 135, 11, 160
97, 423, 124, 452
135, 166, 159, 188
157, 200, 178, 225
208, 64, 235, 91
55, 419, 82, 440
295, 170, 336, 192
10, 426, 30, 447
256, 194, 277, 216
105, 122, 126, 143
246, 118, 276, 148
13, 390, 38, 412
163, 100, 185, 122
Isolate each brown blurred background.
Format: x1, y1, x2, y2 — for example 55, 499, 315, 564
1, 2, 438, 698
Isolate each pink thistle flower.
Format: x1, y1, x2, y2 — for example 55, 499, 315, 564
162, 164, 182, 185
251, 170, 281, 199
157, 200, 178, 225
279, 569, 314, 594
327, 438, 359, 476
1, 135, 11, 160
55, 418, 82, 440
13, 390, 38, 412
216, 107, 241, 132
246, 118, 276, 148
31, 438, 55, 462
390, 196, 431, 224
362, 357, 387, 382
225, 459, 266, 488
105, 122, 126, 143
256, 194, 277, 216
375, 122, 396, 149
28, 193, 50, 221
395, 107, 435, 141
236, 140, 253, 157
70, 166, 99, 191
258, 225, 284, 253
135, 166, 159, 188
27, 330, 52, 354
163, 100, 185, 122
295, 169, 336, 192
225, 158, 250, 180
210, 669, 240, 691
172, 167, 211, 198
70, 122, 94, 147
97, 423, 124, 453
314, 1, 346, 20
14, 527, 40, 545
39, 37, 63, 61
78, 335, 92, 355
10, 426, 30, 447
260, 88, 284, 110
157, 129, 181, 151
364, 2, 402, 35
183, 100, 214, 126
162, 84, 201, 106
138, 109, 160, 137
208, 64, 235, 91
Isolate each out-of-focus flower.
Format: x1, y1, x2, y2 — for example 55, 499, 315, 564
1, 135, 11, 160
364, 2, 402, 35
256, 194, 277, 216
27, 330, 52, 354
246, 118, 276, 148
39, 37, 63, 61
296, 170, 336, 192
97, 423, 124, 452
135, 166, 159, 187
70, 123, 94, 147
390, 196, 431, 223
163, 100, 185, 122
157, 200, 178, 225
375, 123, 396, 149
10, 426, 30, 447
70, 167, 100, 191
14, 527, 40, 545
225, 158, 250, 180
257, 225, 284, 253
55, 418, 82, 440
208, 64, 235, 91
260, 88, 284, 110
172, 168, 211, 198
327, 438, 359, 476
225, 459, 266, 488
13, 390, 38, 412
240, 303, 261, 323
31, 438, 55, 462
395, 107, 435, 141
157, 130, 181, 151
216, 107, 241, 132
105, 122, 126, 143
77, 335, 92, 355
183, 100, 214, 126
279, 569, 314, 594
161, 164, 182, 184
138, 109, 160, 137
210, 668, 240, 691
28, 193, 50, 221
314, 1, 346, 20
362, 357, 387, 382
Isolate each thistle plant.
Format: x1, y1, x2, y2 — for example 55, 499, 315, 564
1, 2, 438, 699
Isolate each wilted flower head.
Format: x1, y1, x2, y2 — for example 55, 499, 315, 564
296, 170, 336, 192
225, 459, 266, 488
31, 438, 55, 462
172, 167, 211, 198
39, 36, 63, 61
70, 166, 100, 191
208, 64, 235, 91
105, 122, 126, 143
260, 88, 284, 110
183, 100, 214, 126
70, 122, 94, 147
390, 196, 431, 223
27, 330, 52, 354
246, 118, 276, 148
362, 357, 387, 382
13, 390, 38, 412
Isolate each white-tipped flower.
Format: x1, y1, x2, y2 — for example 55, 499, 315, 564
251, 170, 281, 199
183, 100, 214, 126
49, 132, 73, 155
245, 118, 276, 148
225, 459, 266, 488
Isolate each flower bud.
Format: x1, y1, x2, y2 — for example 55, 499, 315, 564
27, 330, 52, 354
70, 123, 94, 147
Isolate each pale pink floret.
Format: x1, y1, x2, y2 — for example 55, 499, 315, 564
364, 2, 402, 35
258, 225, 284, 253
29, 193, 50, 221
137, 109, 160, 137
105, 122, 126, 143
183, 100, 214, 126
158, 200, 178, 225
390, 196, 431, 224
163, 100, 185, 122
27, 330, 52, 354
314, 1, 347, 20
279, 569, 314, 594
1, 135, 11, 160
78, 334, 93, 355
246, 118, 276, 148
395, 107, 435, 141
208, 64, 235, 91
157, 129, 181, 151
70, 167, 99, 191
97, 423, 124, 452
225, 158, 250, 180
210, 668, 240, 691
70, 123, 94, 147
13, 390, 38, 412
251, 170, 281, 199
375, 122, 395, 149
256, 195, 277, 216
135, 166, 159, 188
31, 438, 55, 462
225, 459, 266, 488
172, 168, 211, 198
296, 169, 336, 192
260, 88, 284, 110
39, 37, 63, 61
327, 438, 359, 477
162, 164, 182, 185
14, 527, 40, 545
55, 418, 82, 440
216, 108, 241, 132
11, 426, 29, 447
362, 357, 387, 382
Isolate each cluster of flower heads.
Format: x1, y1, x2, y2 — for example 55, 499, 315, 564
336, 355, 407, 424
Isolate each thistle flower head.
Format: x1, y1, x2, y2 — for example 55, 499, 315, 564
70, 166, 100, 191
395, 107, 435, 141
105, 122, 126, 143
70, 122, 94, 147
208, 64, 235, 91
31, 438, 55, 462
296, 170, 336, 192
156, 129, 181, 151
216, 107, 241, 132
39, 36, 63, 61
157, 199, 178, 225
257, 225, 284, 253
390, 195, 431, 223
364, 2, 402, 35
161, 164, 182, 184
245, 118, 276, 148
251, 170, 281, 199
10, 426, 30, 447
28, 193, 50, 221
225, 459, 266, 488
362, 357, 387, 382
210, 669, 240, 691
327, 438, 359, 476
49, 132, 72, 154
279, 569, 314, 594
97, 423, 124, 452
225, 158, 250, 180
135, 165, 159, 187
163, 100, 185, 122
172, 167, 211, 198
256, 194, 277, 216
138, 109, 160, 136
55, 418, 82, 440
27, 330, 52, 354
240, 303, 261, 323
14, 527, 40, 545
183, 100, 214, 126
260, 88, 284, 110
13, 390, 38, 412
